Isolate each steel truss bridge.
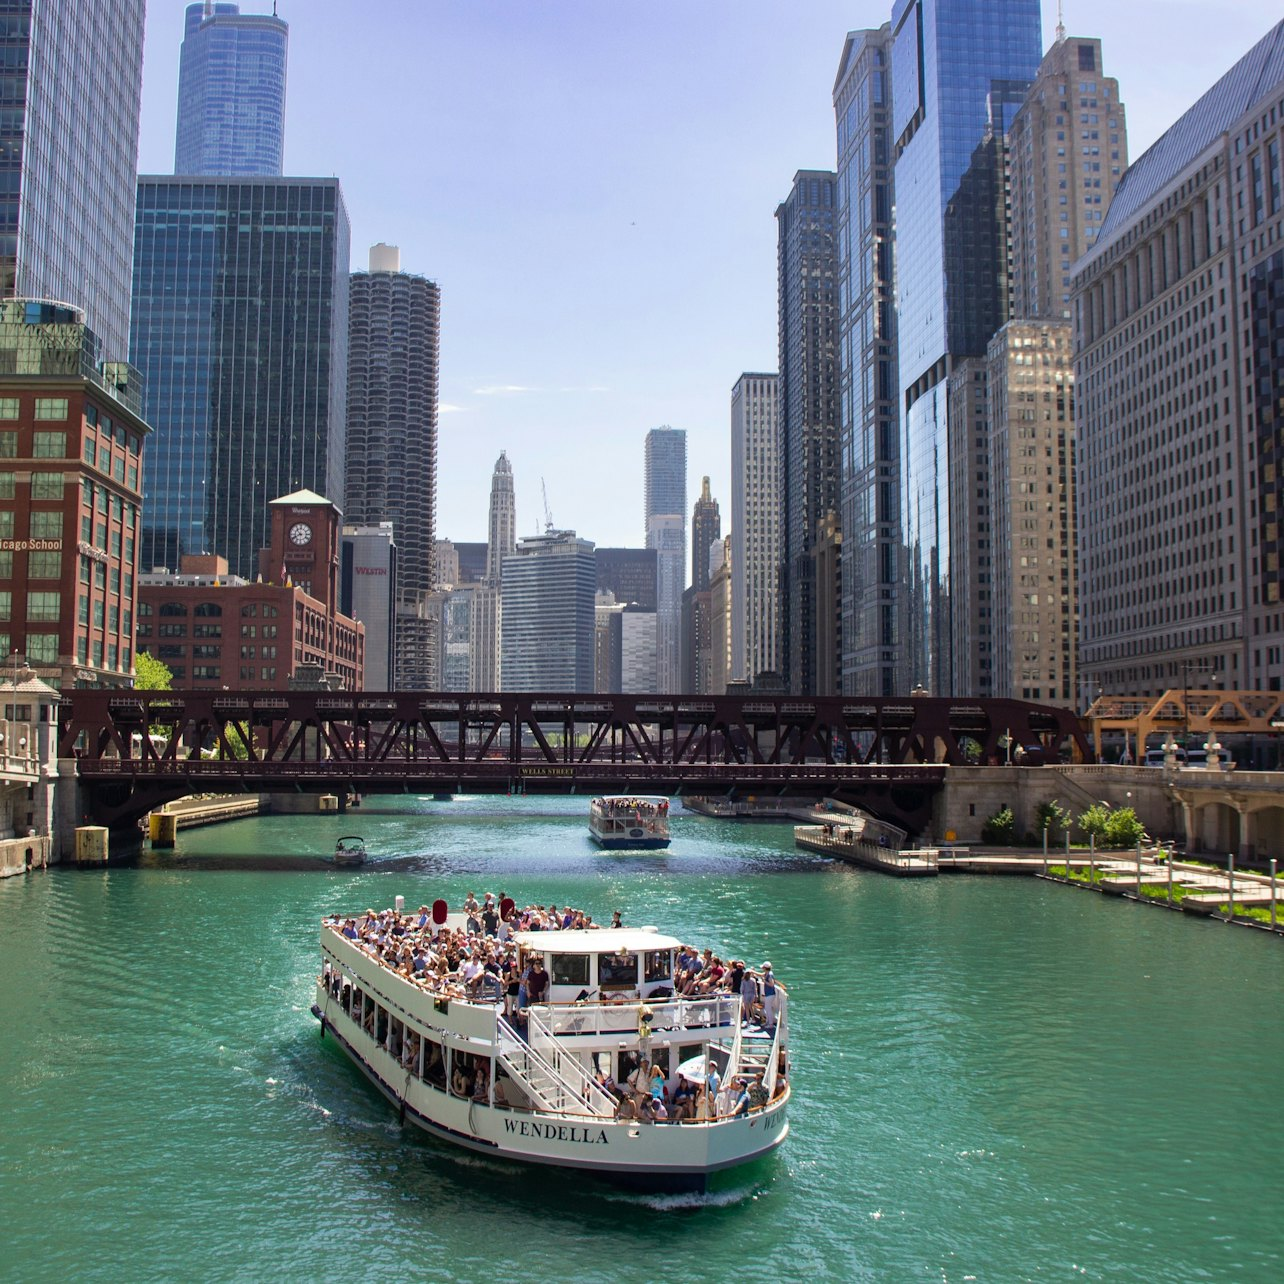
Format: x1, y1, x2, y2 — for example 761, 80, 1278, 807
62, 690, 1090, 832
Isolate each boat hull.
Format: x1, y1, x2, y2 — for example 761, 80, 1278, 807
311, 992, 787, 1190
589, 831, 671, 851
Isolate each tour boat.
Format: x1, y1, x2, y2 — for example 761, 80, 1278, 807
588, 795, 671, 850
333, 835, 367, 866
311, 914, 789, 1190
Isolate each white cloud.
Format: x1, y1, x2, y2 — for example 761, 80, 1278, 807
439, 402, 470, 414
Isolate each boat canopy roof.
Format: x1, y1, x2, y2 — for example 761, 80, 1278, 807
514, 927, 682, 954
593, 795, 669, 804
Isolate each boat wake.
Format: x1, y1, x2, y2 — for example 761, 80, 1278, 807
602, 1184, 762, 1212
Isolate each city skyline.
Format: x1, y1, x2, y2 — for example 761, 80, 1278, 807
132, 1, 1281, 553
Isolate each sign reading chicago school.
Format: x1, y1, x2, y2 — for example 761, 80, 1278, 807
0, 539, 61, 552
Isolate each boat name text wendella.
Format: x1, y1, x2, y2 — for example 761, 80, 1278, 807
504, 1119, 609, 1145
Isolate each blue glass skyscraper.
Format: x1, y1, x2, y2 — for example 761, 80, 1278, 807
131, 177, 349, 579
175, 2, 288, 177
891, 0, 1041, 695
0, 1, 145, 357
834, 26, 899, 697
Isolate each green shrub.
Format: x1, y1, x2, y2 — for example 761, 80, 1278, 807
981, 806, 1017, 845
1103, 807, 1146, 848
1035, 799, 1072, 843
1076, 802, 1110, 842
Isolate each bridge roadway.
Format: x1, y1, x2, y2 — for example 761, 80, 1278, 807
60, 688, 1092, 831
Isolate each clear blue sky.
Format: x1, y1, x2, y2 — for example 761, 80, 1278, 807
137, 1, 1281, 558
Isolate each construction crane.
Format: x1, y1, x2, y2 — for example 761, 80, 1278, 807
540, 478, 554, 534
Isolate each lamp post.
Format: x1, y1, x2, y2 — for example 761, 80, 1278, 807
1181, 659, 1220, 754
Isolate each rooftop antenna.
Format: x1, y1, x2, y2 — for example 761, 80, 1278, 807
1055, 0, 1066, 43
540, 478, 554, 534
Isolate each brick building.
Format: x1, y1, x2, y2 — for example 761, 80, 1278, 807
137, 490, 363, 689
0, 299, 149, 690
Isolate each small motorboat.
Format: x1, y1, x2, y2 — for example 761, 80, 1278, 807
333, 835, 367, 866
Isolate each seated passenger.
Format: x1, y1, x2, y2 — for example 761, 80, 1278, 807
451, 1060, 471, 1097
671, 1075, 694, 1121
729, 1078, 752, 1117
747, 1072, 769, 1110
615, 1095, 637, 1120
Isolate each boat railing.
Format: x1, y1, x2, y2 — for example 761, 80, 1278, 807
539, 994, 738, 1038
494, 1015, 612, 1118
525, 1008, 618, 1117
763, 992, 788, 1097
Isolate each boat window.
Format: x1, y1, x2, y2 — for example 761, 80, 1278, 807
650, 1047, 670, 1077
598, 950, 638, 988
677, 1042, 704, 1070
422, 1037, 446, 1088
550, 953, 590, 986
643, 949, 672, 982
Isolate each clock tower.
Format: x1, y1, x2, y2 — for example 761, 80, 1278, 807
261, 489, 342, 611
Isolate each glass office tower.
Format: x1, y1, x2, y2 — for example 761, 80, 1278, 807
891, 0, 1040, 694
777, 171, 839, 696
0, 1, 145, 358
175, 2, 288, 177
644, 426, 686, 691
131, 177, 349, 579
834, 26, 899, 697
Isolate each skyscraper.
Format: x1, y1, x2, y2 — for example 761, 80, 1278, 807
175, 2, 288, 177
891, 0, 1042, 694
730, 373, 780, 685
1008, 35, 1127, 322
473, 451, 515, 690
131, 176, 350, 579
681, 477, 721, 692
983, 32, 1127, 704
1074, 20, 1284, 696
345, 244, 440, 600
0, 1, 145, 358
500, 530, 596, 692
644, 426, 686, 690
777, 170, 840, 696
834, 26, 899, 697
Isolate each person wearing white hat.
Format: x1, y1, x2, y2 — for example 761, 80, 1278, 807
760, 961, 781, 1031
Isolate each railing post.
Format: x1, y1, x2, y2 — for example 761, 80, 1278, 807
1272, 858, 1278, 932
1089, 833, 1095, 885
1167, 850, 1174, 906
1042, 826, 1048, 875
1227, 851, 1235, 920
1135, 843, 1142, 897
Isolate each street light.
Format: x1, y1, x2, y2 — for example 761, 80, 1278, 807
1181, 659, 1220, 754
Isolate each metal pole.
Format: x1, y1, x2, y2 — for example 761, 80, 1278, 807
1272, 859, 1278, 932
1136, 843, 1142, 897
1168, 850, 1174, 906
1042, 826, 1048, 874
1089, 833, 1095, 885
1227, 851, 1235, 921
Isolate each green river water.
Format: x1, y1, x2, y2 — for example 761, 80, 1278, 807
2, 796, 1282, 1282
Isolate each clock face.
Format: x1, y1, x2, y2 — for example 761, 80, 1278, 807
289, 522, 311, 547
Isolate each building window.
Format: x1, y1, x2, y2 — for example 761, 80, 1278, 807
76, 637, 87, 663
0, 512, 11, 540
192, 645, 219, 659
27, 551, 60, 579
138, 601, 153, 617
107, 644, 118, 670
30, 473, 63, 500
158, 623, 185, 637
26, 633, 58, 663
0, 473, 12, 500
33, 398, 68, 420
159, 602, 188, 617
31, 432, 65, 458
260, 667, 276, 681
93, 601, 104, 627
241, 603, 258, 617
0, 432, 16, 457
0, 591, 9, 620
192, 665, 220, 680
194, 602, 222, 617
192, 624, 221, 638
29, 511, 61, 539
0, 398, 17, 419
241, 624, 256, 638
26, 592, 60, 622
157, 645, 184, 659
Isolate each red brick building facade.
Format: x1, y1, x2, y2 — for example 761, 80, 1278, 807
137, 491, 364, 690
0, 300, 148, 690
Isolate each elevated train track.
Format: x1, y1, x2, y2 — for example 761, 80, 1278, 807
61, 690, 1092, 833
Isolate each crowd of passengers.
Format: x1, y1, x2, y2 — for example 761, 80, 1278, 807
321, 892, 787, 1119
597, 797, 669, 818
324, 892, 784, 1029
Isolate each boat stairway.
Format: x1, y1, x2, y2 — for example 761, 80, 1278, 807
496, 1017, 615, 1118
730, 1026, 777, 1074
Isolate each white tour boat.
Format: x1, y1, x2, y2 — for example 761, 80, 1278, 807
588, 795, 671, 850
312, 913, 789, 1190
